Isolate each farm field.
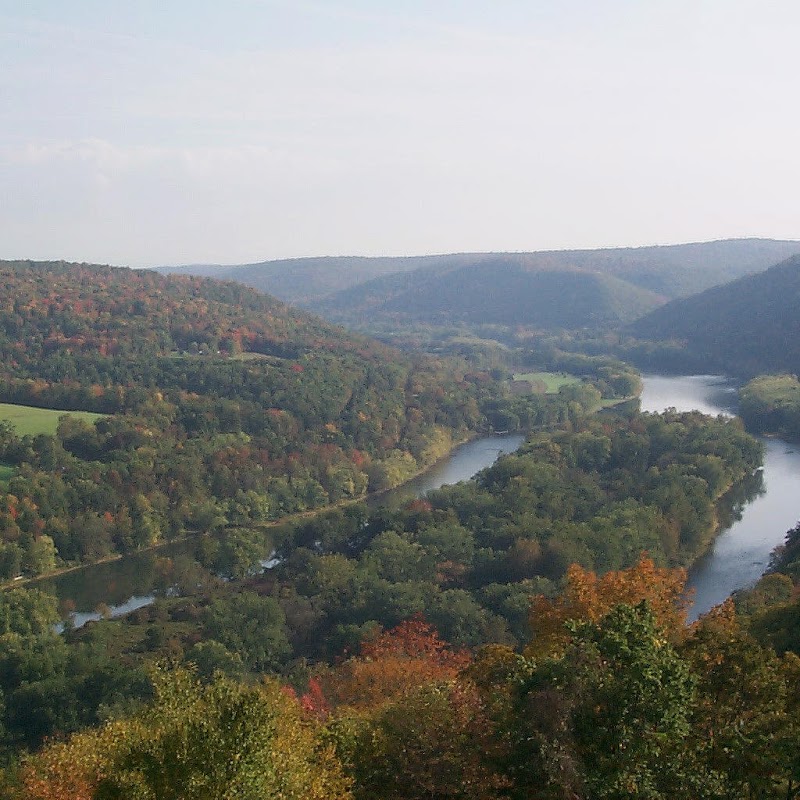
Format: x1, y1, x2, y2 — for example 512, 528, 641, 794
0, 403, 104, 437
512, 371, 582, 393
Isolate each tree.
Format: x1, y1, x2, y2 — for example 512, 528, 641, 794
0, 588, 60, 637
19, 667, 352, 800
567, 603, 696, 799
340, 681, 508, 800
503, 603, 696, 800
683, 602, 796, 798
526, 555, 690, 658
204, 591, 290, 672
22, 534, 57, 575
319, 617, 470, 711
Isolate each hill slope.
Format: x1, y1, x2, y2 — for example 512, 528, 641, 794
629, 254, 800, 376
157, 239, 800, 309
315, 260, 665, 329
0, 260, 485, 576
157, 255, 478, 305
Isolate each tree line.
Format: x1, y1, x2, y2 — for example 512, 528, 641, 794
9, 555, 800, 799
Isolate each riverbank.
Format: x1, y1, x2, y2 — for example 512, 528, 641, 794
10, 432, 528, 620
1, 431, 487, 593
641, 373, 800, 619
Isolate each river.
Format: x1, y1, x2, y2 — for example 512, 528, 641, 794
371, 433, 526, 506
640, 374, 800, 619
38, 375, 798, 626
39, 433, 526, 627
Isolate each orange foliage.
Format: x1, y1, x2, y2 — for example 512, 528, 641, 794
319, 616, 471, 710
526, 554, 690, 658
691, 596, 738, 635
684, 597, 741, 669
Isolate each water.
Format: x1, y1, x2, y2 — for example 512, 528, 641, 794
38, 539, 210, 627
371, 433, 526, 507
640, 374, 800, 619
39, 433, 526, 625
639, 374, 738, 418
34, 377, 794, 625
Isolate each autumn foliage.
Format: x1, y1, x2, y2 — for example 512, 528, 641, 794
18, 667, 351, 800
318, 616, 471, 710
526, 554, 691, 657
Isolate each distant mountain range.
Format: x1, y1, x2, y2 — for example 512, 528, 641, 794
313, 261, 665, 328
156, 239, 800, 331
629, 254, 800, 376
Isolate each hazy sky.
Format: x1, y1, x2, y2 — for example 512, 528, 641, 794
2, 1, 799, 266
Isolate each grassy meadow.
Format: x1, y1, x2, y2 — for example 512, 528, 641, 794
0, 403, 104, 437
512, 371, 582, 393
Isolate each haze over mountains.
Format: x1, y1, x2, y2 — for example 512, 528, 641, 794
630, 254, 800, 376
157, 238, 800, 331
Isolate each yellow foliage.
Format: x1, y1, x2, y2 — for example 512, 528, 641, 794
18, 667, 352, 800
526, 555, 690, 658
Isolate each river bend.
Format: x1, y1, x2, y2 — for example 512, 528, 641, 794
640, 374, 800, 619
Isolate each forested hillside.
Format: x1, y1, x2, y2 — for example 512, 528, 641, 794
0, 260, 490, 577
157, 238, 800, 313
14, 569, 800, 800
629, 254, 800, 376
5, 409, 789, 799
0, 404, 762, 760
158, 255, 479, 305
313, 262, 664, 329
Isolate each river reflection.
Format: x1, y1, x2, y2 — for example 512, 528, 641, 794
38, 541, 227, 627
715, 468, 766, 532
370, 433, 526, 509
641, 374, 800, 620
37, 433, 526, 625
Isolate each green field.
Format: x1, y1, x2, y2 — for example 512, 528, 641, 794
0, 463, 14, 481
512, 371, 582, 393
0, 403, 104, 437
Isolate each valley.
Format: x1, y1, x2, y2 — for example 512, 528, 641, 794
3, 246, 800, 799
8, 4, 800, 794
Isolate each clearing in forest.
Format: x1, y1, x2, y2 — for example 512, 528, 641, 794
0, 402, 104, 437
512, 371, 581, 393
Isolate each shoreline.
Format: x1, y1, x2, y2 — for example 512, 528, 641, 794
1, 429, 484, 593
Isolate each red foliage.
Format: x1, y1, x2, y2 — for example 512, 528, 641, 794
299, 678, 329, 719
320, 616, 471, 710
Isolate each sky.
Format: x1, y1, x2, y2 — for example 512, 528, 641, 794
1, 0, 799, 267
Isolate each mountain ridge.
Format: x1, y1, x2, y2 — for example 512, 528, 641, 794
629, 254, 800, 376
155, 238, 800, 308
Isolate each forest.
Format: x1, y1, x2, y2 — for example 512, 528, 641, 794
0, 261, 643, 581
0, 404, 767, 795
627, 255, 800, 377
738, 374, 800, 441
7, 552, 800, 799
0, 260, 494, 577
0, 257, 797, 799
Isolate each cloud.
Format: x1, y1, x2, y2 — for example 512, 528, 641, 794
1, 2, 799, 264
